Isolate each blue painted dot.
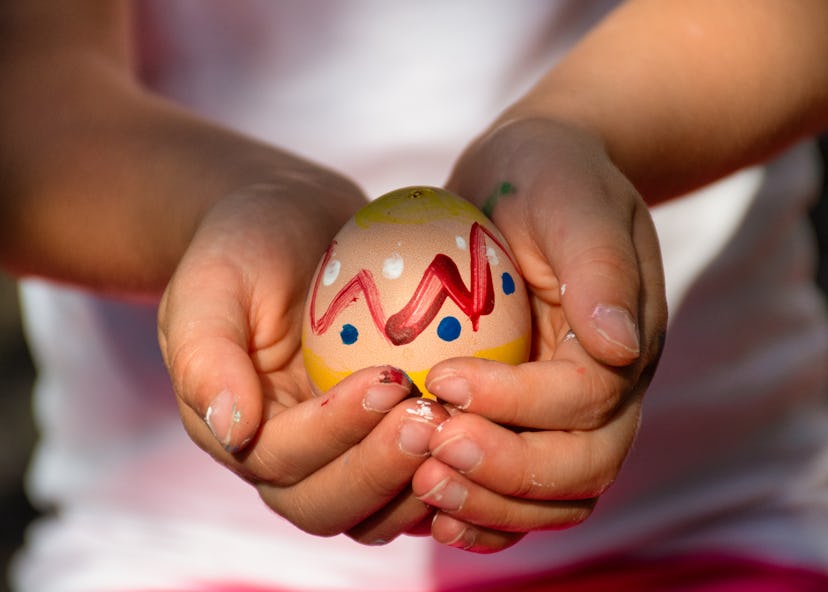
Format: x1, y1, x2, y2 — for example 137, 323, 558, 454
501, 272, 516, 295
437, 316, 461, 342
340, 323, 359, 345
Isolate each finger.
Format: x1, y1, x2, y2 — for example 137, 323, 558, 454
257, 397, 451, 537
346, 488, 435, 546
174, 363, 416, 484
412, 397, 639, 535
430, 512, 526, 553
423, 395, 641, 502
405, 513, 436, 537
426, 343, 633, 431
414, 456, 596, 534
631, 202, 669, 368
526, 182, 646, 368
451, 120, 666, 368
159, 261, 264, 453
562, 201, 667, 370
240, 365, 417, 483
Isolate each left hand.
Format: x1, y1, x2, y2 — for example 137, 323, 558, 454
411, 117, 667, 552
158, 179, 448, 544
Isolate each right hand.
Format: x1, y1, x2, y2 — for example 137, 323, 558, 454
411, 116, 667, 552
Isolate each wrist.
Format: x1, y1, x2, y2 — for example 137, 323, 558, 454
449, 114, 614, 214
188, 172, 366, 284
493, 91, 687, 206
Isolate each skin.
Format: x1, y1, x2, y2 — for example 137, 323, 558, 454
409, 0, 828, 552
1, 0, 826, 556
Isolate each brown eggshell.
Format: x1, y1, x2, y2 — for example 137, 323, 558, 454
301, 186, 531, 398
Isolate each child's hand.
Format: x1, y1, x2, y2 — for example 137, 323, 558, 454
158, 181, 449, 544
411, 117, 668, 552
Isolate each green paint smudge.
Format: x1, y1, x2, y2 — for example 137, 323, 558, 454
481, 181, 515, 218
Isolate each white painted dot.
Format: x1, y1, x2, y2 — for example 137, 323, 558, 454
455, 235, 467, 250
485, 246, 499, 265
382, 253, 404, 279
322, 259, 341, 286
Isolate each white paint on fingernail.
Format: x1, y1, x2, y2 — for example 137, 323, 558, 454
405, 399, 437, 421
204, 390, 241, 450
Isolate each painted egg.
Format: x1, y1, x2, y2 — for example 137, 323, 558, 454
301, 186, 532, 398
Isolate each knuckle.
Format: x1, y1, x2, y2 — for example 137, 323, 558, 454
247, 446, 304, 487
579, 370, 626, 429
512, 479, 538, 501
260, 487, 340, 538
350, 446, 403, 499
514, 440, 546, 499
485, 503, 528, 533
573, 243, 639, 282
580, 444, 623, 498
583, 458, 619, 498
166, 338, 205, 402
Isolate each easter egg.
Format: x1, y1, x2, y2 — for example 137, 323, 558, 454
301, 186, 531, 398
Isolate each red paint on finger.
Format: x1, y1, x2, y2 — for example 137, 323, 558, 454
379, 367, 407, 385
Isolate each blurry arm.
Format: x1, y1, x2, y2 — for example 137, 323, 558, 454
503, 0, 828, 204
0, 0, 361, 293
0, 4, 438, 542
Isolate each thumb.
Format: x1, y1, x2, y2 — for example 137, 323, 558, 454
158, 262, 263, 453
550, 192, 663, 368
447, 117, 665, 368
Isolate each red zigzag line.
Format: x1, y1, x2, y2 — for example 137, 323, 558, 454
309, 222, 514, 346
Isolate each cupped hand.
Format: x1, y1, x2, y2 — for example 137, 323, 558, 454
411, 117, 667, 552
157, 178, 449, 543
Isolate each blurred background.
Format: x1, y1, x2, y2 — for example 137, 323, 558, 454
0, 273, 37, 592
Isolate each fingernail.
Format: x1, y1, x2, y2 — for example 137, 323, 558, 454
432, 435, 483, 473
446, 525, 478, 550
590, 304, 640, 356
377, 366, 409, 386
364, 368, 412, 412
418, 478, 468, 511
205, 389, 241, 451
364, 384, 410, 412
426, 373, 471, 409
399, 418, 435, 457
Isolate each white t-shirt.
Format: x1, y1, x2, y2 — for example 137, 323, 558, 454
12, 1, 828, 590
